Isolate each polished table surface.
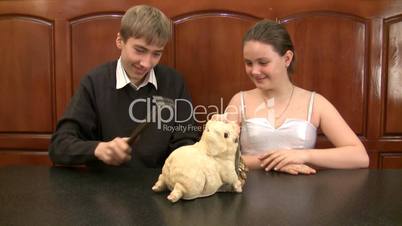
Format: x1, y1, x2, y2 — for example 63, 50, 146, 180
0, 166, 401, 226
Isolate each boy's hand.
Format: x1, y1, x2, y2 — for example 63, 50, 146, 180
94, 137, 132, 166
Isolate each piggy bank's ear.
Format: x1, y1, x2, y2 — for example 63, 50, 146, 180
231, 122, 240, 135
210, 113, 227, 122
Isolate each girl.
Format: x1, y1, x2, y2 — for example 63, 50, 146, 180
221, 20, 369, 175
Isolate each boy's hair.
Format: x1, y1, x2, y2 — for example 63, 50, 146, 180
243, 20, 296, 75
120, 5, 172, 47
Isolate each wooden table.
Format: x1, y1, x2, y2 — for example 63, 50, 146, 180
0, 166, 401, 226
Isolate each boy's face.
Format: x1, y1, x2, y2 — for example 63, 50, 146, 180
116, 34, 164, 85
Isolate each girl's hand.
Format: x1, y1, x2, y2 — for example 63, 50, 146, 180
258, 149, 310, 171
278, 163, 316, 175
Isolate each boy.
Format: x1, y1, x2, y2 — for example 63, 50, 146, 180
49, 5, 198, 167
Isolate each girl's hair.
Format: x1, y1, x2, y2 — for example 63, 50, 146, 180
243, 20, 296, 74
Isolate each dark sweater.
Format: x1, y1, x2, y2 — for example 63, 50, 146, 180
48, 61, 199, 167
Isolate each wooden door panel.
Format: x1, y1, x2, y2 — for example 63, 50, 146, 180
384, 17, 402, 136
283, 12, 368, 135
71, 14, 122, 91
0, 15, 54, 132
0, 151, 51, 166
380, 153, 402, 168
173, 12, 256, 122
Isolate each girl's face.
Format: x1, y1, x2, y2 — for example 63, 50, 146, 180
243, 40, 292, 90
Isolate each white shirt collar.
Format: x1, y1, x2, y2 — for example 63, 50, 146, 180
116, 57, 157, 90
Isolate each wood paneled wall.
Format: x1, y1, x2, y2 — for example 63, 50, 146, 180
0, 0, 401, 168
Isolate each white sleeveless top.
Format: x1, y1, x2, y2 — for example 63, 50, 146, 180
240, 92, 317, 155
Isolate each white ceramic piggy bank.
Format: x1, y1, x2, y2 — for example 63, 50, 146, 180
152, 120, 242, 202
